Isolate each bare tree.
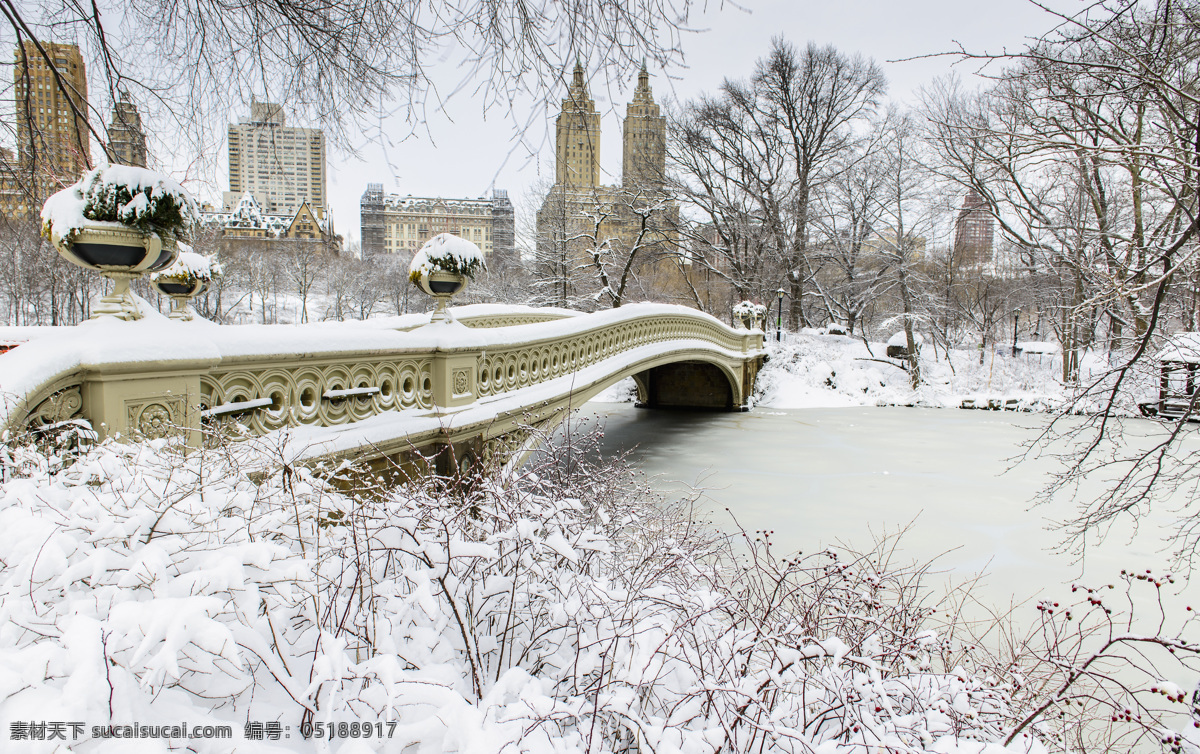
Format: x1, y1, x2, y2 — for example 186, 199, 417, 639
243, 246, 283, 324
2, 0, 703, 197
0, 218, 99, 325
466, 257, 535, 307
670, 38, 886, 324
867, 113, 938, 387
279, 240, 327, 324
755, 40, 887, 328
925, 1, 1200, 565
669, 95, 785, 308
810, 143, 893, 335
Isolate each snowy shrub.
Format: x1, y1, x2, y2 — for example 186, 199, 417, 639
1, 424, 1197, 752
41, 165, 198, 246
151, 247, 222, 285
0, 419, 95, 483
408, 232, 486, 283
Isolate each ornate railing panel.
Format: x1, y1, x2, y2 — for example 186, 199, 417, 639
475, 315, 751, 399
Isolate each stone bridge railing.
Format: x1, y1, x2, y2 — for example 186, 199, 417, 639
1, 304, 765, 463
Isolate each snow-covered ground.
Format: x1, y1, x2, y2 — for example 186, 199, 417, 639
753, 332, 1075, 411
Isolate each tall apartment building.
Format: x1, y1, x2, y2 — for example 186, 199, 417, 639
107, 91, 147, 167
953, 190, 995, 267
226, 100, 326, 219
359, 186, 515, 261
622, 65, 666, 189
12, 41, 90, 195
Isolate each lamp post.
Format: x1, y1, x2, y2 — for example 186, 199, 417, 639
776, 288, 785, 342
1012, 311, 1020, 357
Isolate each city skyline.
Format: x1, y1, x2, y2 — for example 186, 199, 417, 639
319, 0, 1078, 249
5, 0, 1079, 248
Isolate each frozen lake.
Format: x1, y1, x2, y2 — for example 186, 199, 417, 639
576, 403, 1196, 608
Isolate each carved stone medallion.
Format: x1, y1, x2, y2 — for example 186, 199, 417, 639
453, 368, 470, 396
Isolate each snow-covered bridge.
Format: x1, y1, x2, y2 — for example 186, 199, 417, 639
1, 303, 766, 465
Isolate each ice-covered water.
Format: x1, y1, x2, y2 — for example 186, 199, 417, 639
580, 404, 1197, 608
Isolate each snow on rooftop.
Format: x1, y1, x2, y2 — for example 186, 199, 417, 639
199, 192, 330, 237
382, 194, 498, 211
887, 331, 924, 347
1157, 332, 1200, 363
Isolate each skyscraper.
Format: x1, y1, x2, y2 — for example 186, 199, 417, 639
107, 91, 147, 168
12, 41, 90, 192
555, 63, 601, 188
622, 64, 666, 190
226, 100, 326, 219
953, 190, 995, 267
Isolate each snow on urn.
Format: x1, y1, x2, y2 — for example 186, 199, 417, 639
41, 166, 198, 321
409, 233, 485, 323
732, 301, 767, 330
151, 248, 221, 321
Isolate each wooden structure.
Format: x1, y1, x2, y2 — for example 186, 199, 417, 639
1140, 333, 1200, 420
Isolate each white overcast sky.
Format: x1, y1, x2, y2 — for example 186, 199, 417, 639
234, 0, 1084, 249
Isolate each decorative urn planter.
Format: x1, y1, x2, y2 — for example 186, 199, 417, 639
66, 225, 176, 270
419, 269, 468, 297
732, 301, 765, 330
151, 276, 208, 321
41, 165, 197, 321
52, 226, 176, 320
150, 249, 220, 321
409, 233, 485, 323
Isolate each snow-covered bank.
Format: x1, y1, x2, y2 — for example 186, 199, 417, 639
754, 333, 1082, 411
0, 433, 1106, 753
589, 332, 1078, 411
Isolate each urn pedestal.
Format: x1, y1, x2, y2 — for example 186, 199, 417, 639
414, 270, 468, 323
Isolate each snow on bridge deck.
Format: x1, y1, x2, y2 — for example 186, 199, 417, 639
1, 303, 766, 464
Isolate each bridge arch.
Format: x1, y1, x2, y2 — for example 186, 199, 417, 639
566, 352, 745, 411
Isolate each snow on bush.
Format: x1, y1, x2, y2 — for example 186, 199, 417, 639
0, 428, 1041, 753
408, 233, 485, 283
151, 246, 222, 285
4, 426, 1196, 752
41, 165, 198, 246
